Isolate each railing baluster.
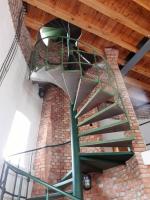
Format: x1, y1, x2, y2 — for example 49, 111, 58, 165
12, 162, 20, 200
25, 152, 33, 199
0, 162, 6, 185
0, 166, 9, 200
17, 176, 23, 200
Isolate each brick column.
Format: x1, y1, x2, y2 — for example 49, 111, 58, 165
32, 86, 71, 196
84, 48, 150, 200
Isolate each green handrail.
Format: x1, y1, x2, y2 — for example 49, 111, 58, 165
6, 162, 79, 200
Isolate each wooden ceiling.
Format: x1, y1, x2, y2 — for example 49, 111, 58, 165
23, 0, 150, 108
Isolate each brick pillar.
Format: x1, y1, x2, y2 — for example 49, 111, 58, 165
103, 48, 150, 199
84, 48, 150, 200
32, 86, 71, 196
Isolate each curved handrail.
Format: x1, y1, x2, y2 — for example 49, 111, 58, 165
5, 161, 79, 200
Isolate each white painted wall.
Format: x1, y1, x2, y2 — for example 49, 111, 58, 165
0, 0, 42, 190
139, 119, 150, 150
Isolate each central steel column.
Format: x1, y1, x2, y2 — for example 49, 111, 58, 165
70, 104, 83, 199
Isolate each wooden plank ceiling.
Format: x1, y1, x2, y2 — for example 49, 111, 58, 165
23, 0, 150, 108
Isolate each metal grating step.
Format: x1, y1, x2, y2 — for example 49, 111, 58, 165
73, 78, 98, 110
62, 70, 80, 103
76, 87, 114, 118
47, 67, 68, 93
80, 151, 134, 173
78, 103, 124, 127
79, 119, 130, 137
30, 67, 57, 85
80, 135, 135, 147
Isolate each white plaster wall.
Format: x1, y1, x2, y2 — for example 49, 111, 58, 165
139, 119, 150, 150
0, 0, 42, 180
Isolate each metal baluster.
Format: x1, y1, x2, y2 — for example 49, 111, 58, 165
46, 188, 49, 200
17, 176, 23, 200
25, 152, 33, 199
0, 166, 9, 200
12, 161, 20, 200
0, 162, 6, 185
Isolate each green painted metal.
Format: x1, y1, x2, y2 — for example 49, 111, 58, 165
6, 162, 79, 200
78, 102, 124, 127
40, 27, 66, 40
80, 152, 134, 162
70, 104, 83, 200
80, 157, 121, 171
79, 119, 130, 137
52, 178, 72, 188
17, 176, 23, 200
61, 170, 72, 182
76, 88, 114, 118
80, 135, 135, 147
73, 78, 98, 110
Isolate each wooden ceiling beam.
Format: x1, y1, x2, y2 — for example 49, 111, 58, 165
79, 0, 150, 37
23, 0, 150, 58
125, 76, 150, 92
24, 16, 43, 31
132, 66, 150, 78
132, 0, 150, 12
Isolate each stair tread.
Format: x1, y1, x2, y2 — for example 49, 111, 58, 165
80, 135, 135, 147
74, 77, 98, 110
30, 68, 58, 84
80, 151, 134, 172
76, 87, 114, 118
62, 70, 80, 103
79, 119, 130, 137
78, 102, 124, 127
47, 67, 68, 93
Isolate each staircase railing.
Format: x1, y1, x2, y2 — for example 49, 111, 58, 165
29, 35, 129, 123
0, 140, 79, 200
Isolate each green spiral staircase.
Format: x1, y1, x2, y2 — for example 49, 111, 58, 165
0, 26, 134, 200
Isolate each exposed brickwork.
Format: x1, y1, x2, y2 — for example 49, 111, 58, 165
8, 0, 32, 62
32, 86, 71, 196
33, 48, 150, 199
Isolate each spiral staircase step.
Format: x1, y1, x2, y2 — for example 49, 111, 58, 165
79, 119, 130, 137
80, 135, 135, 147
73, 77, 98, 110
78, 103, 124, 127
62, 70, 80, 102
80, 152, 134, 172
76, 87, 114, 118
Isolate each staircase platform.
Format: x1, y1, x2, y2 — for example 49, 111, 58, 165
30, 68, 58, 85
78, 103, 124, 127
74, 78, 98, 110
62, 70, 80, 103
76, 87, 114, 118
79, 119, 130, 137
47, 67, 68, 93
80, 135, 135, 147
80, 151, 134, 172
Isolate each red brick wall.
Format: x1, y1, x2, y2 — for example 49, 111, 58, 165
83, 48, 150, 200
32, 86, 71, 195
33, 48, 150, 199
8, 0, 32, 62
